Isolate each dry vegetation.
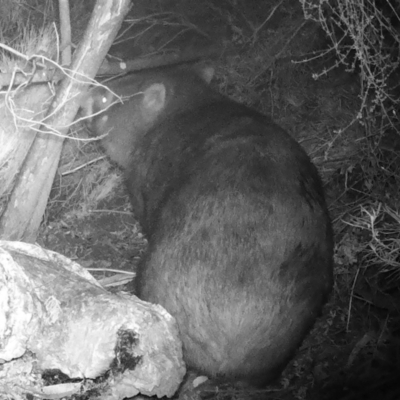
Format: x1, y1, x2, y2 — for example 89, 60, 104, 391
1, 0, 400, 399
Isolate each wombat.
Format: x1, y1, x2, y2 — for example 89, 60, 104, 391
82, 64, 334, 387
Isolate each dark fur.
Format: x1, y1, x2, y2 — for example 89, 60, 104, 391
84, 66, 334, 386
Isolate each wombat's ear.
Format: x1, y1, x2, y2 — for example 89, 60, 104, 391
142, 83, 166, 113
193, 64, 215, 84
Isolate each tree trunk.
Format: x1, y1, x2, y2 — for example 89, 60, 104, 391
0, 0, 131, 242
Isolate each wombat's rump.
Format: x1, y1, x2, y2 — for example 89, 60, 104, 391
83, 65, 334, 386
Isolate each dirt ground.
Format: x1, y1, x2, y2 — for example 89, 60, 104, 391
30, 0, 400, 399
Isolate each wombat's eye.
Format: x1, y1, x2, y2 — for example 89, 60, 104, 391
101, 96, 107, 104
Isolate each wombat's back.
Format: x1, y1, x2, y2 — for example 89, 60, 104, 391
135, 107, 333, 385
